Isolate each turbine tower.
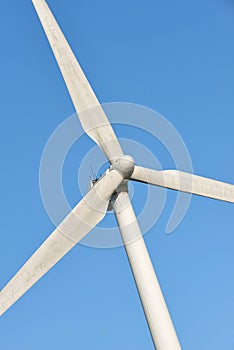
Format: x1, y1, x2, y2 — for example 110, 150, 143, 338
0, 1, 233, 349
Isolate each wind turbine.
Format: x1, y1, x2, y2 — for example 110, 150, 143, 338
0, 1, 233, 349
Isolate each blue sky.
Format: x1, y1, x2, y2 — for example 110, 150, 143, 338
0, 0, 234, 349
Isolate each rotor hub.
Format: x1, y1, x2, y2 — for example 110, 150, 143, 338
111, 155, 135, 179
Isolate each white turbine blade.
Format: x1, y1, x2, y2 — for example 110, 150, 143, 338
131, 166, 234, 203
112, 191, 181, 350
0, 169, 124, 317
31, 0, 123, 162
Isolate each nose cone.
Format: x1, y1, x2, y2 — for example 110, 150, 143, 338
111, 155, 135, 179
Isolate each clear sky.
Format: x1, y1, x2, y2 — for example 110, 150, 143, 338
0, 0, 234, 349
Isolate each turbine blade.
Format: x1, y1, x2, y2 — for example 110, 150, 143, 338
131, 166, 234, 203
0, 169, 124, 316
31, 0, 123, 162
112, 191, 181, 350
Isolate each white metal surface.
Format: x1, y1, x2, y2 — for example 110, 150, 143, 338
32, 0, 123, 162
131, 166, 234, 203
0, 169, 124, 316
113, 191, 182, 350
